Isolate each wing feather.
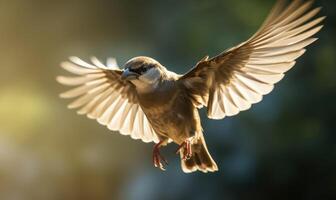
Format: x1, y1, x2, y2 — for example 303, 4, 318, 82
179, 0, 324, 119
57, 57, 160, 143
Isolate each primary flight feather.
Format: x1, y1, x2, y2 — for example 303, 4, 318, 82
57, 0, 324, 173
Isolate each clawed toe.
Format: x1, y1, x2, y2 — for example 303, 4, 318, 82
176, 139, 192, 160
152, 141, 168, 171
153, 151, 168, 171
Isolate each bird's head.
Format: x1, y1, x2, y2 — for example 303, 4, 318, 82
121, 56, 164, 92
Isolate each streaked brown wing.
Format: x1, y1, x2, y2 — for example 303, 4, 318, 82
57, 56, 159, 143
179, 0, 324, 119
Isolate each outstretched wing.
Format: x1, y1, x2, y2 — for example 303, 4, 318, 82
179, 0, 324, 119
57, 57, 159, 143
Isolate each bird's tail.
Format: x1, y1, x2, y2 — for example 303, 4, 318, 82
180, 135, 218, 173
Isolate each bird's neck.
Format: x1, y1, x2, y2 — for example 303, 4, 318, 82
137, 79, 178, 110
132, 79, 160, 94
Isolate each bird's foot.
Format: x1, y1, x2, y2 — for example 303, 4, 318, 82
152, 141, 168, 171
176, 139, 192, 160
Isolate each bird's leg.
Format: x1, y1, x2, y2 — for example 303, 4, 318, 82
152, 140, 168, 171
175, 138, 193, 160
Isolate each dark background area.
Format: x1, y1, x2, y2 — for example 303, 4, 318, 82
0, 0, 335, 199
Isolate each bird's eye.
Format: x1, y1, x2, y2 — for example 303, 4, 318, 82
131, 65, 148, 74
139, 67, 147, 74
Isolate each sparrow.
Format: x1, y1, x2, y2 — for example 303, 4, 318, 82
57, 0, 324, 173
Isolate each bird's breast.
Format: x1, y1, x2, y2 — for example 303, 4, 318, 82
138, 85, 200, 143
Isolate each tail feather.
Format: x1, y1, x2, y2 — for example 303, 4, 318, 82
180, 136, 218, 173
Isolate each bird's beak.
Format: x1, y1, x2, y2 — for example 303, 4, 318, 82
121, 68, 138, 81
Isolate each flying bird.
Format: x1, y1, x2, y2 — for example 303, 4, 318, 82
57, 0, 324, 173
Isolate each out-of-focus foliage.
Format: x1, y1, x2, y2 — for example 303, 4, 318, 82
0, 0, 335, 200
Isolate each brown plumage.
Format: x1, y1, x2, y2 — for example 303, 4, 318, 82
57, 0, 324, 173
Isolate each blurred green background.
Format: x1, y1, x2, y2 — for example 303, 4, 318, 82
0, 0, 335, 199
